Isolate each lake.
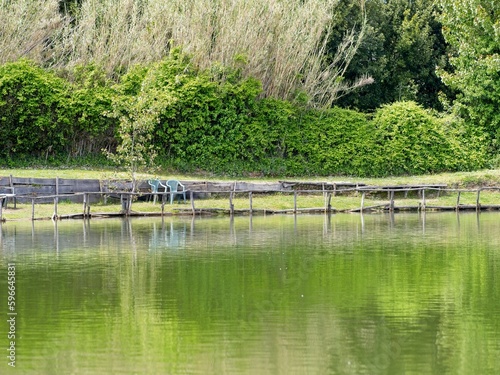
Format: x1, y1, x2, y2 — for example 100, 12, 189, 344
1, 212, 499, 374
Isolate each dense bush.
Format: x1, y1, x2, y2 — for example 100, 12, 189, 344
66, 64, 118, 156
0, 60, 70, 159
117, 52, 278, 175
282, 107, 369, 176
0, 59, 489, 177
355, 101, 486, 176
0, 60, 117, 162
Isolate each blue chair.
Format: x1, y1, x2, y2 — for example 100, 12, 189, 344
166, 180, 187, 204
148, 179, 167, 204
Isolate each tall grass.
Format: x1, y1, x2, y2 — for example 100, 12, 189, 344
0, 0, 369, 107
0, 0, 67, 64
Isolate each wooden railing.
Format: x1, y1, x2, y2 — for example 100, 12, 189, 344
2, 184, 500, 221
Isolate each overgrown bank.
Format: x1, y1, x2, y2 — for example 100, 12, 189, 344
0, 57, 488, 177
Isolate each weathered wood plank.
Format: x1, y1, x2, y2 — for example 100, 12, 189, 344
13, 186, 56, 195
11, 177, 56, 186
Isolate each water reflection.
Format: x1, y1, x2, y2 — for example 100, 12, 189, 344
0, 213, 499, 375
149, 219, 189, 251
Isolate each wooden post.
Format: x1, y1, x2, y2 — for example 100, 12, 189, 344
9, 174, 15, 209
103, 181, 108, 205
55, 178, 60, 219
422, 189, 426, 211
161, 194, 165, 216
476, 188, 481, 212
361, 191, 366, 213
249, 192, 253, 215
127, 193, 132, 215
456, 191, 461, 211
294, 191, 297, 214
0, 197, 3, 222
229, 191, 234, 215
53, 196, 58, 220
389, 190, 395, 211
325, 192, 332, 213
190, 190, 195, 215
31, 198, 35, 220
83, 193, 87, 217
86, 194, 91, 217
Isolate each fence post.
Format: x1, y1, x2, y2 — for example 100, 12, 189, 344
86, 194, 91, 217
9, 175, 16, 209
476, 188, 481, 212
389, 190, 395, 211
229, 191, 234, 216
127, 193, 133, 215
190, 190, 195, 215
249, 192, 253, 215
325, 192, 332, 213
294, 191, 297, 214
83, 194, 87, 218
361, 191, 366, 213
456, 191, 461, 211
53, 196, 58, 220
32, 198, 35, 220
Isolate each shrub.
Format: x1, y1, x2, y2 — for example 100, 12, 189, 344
358, 101, 486, 176
284, 107, 369, 176
0, 60, 70, 158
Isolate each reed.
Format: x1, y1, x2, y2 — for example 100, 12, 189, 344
0, 0, 67, 63
1, 0, 369, 107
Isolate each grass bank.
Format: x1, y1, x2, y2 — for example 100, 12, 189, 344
2, 167, 500, 187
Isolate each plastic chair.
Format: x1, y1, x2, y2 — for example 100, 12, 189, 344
166, 180, 187, 204
148, 179, 167, 204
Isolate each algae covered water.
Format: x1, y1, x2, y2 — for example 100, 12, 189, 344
1, 212, 499, 374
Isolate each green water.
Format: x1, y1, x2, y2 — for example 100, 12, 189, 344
0, 213, 499, 375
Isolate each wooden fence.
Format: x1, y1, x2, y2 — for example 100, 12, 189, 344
2, 183, 500, 221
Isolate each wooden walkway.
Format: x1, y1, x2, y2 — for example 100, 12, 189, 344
2, 178, 500, 221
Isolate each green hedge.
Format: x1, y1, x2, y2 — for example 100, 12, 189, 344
0, 60, 70, 158
355, 101, 486, 176
0, 58, 488, 177
0, 60, 117, 161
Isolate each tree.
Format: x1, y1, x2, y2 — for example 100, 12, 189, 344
438, 0, 500, 151
106, 94, 160, 194
331, 0, 450, 111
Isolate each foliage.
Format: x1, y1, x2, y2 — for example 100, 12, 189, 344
106, 92, 161, 192
331, 0, 450, 111
1, 0, 369, 107
438, 0, 500, 152
357, 101, 486, 176
0, 60, 70, 159
118, 51, 268, 175
280, 107, 369, 176
66, 64, 118, 156
0, 0, 67, 66
0, 58, 488, 178
0, 60, 117, 163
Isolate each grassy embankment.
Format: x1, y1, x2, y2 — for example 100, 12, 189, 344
1, 168, 500, 221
